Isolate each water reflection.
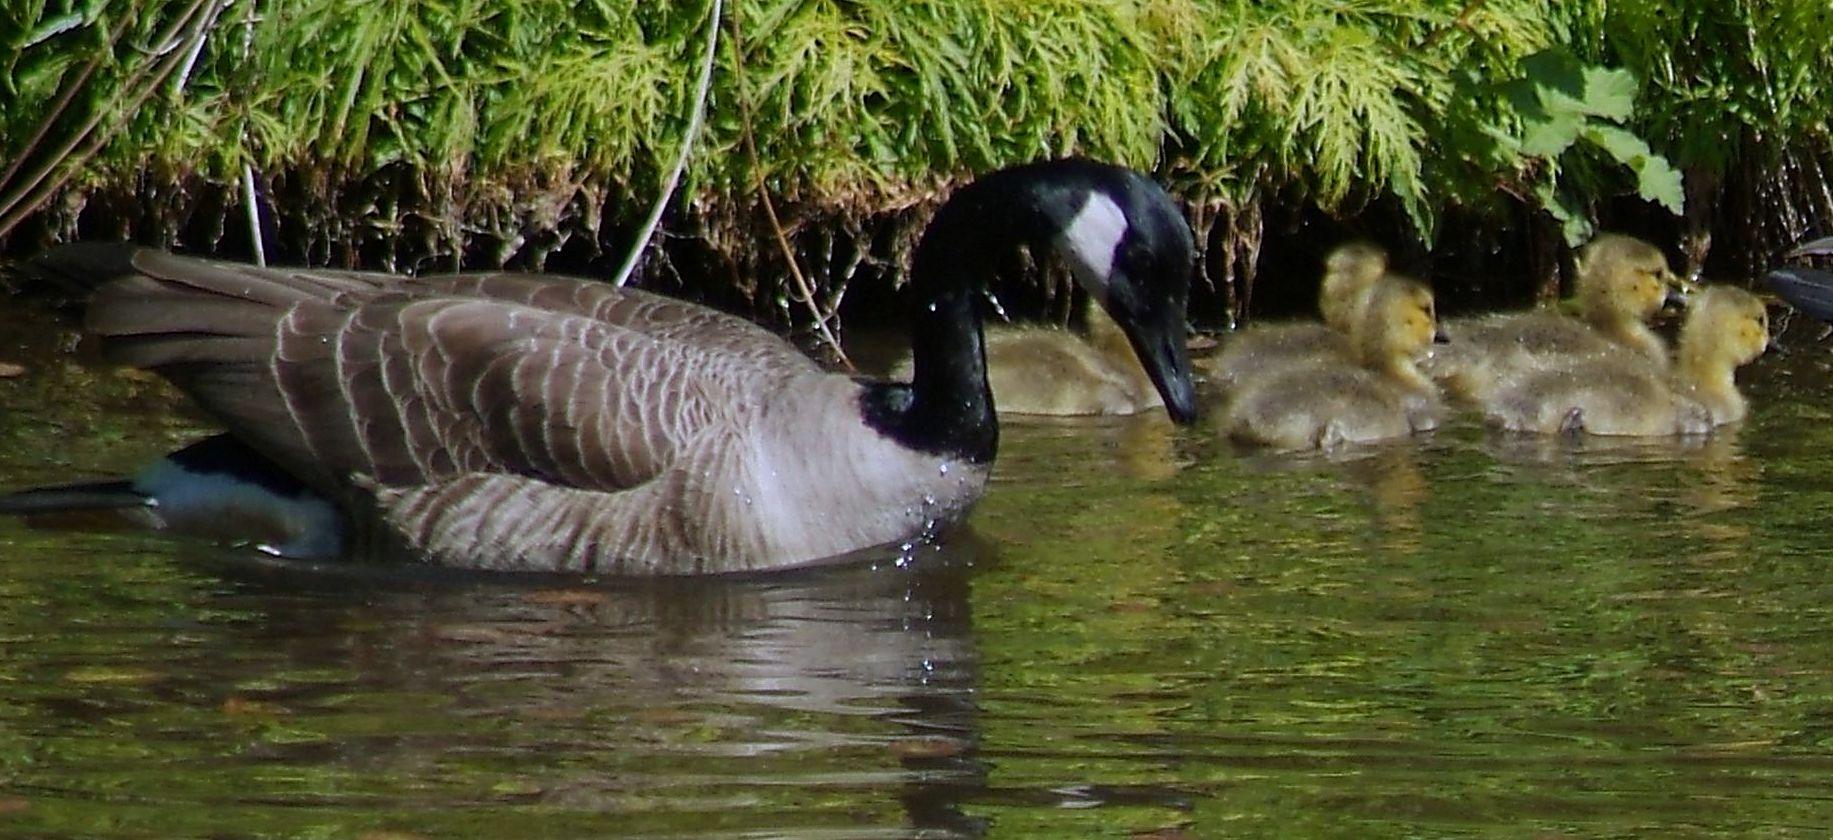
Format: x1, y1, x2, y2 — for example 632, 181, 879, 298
1478, 423, 1762, 551
1205, 439, 1433, 555
9, 539, 994, 838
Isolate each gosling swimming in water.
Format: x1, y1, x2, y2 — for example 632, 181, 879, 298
1220, 274, 1447, 450
1485, 285, 1769, 436
1427, 233, 1682, 405
1206, 241, 1389, 392
892, 294, 1166, 417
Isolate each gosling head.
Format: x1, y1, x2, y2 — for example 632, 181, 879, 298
1319, 242, 1389, 333
1681, 285, 1770, 370
1354, 275, 1441, 373
1576, 233, 1678, 323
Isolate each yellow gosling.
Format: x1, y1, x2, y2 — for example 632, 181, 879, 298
1486, 286, 1769, 436
1221, 275, 1446, 450
891, 295, 1162, 416
1428, 233, 1680, 404
1206, 242, 1388, 391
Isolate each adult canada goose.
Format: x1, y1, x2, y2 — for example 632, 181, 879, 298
1206, 241, 1388, 391
1485, 286, 1769, 436
2, 159, 1199, 574
1220, 274, 1447, 449
888, 294, 1164, 416
1427, 233, 1681, 404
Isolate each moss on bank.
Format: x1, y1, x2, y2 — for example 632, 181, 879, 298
3, 0, 1833, 331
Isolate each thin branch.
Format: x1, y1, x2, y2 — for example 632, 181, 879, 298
0, 0, 230, 239
240, 0, 266, 265
726, 6, 853, 370
0, 13, 133, 198
242, 163, 266, 265
610, 0, 722, 288
172, 0, 234, 96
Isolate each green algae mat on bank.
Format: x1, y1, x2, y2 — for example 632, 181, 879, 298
3, 304, 1833, 837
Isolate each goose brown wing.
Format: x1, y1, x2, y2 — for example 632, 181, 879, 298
74, 246, 816, 496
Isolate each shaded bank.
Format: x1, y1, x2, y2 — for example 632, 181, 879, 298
4, 0, 1832, 333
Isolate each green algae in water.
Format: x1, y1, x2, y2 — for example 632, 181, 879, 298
3, 306, 1833, 837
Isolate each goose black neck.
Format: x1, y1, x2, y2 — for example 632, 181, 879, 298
863, 172, 1057, 463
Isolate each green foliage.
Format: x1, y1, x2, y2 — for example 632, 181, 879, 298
1492, 46, 1685, 244
3, 0, 1832, 291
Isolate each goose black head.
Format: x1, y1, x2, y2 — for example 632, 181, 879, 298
1037, 161, 1199, 424
881, 159, 1201, 463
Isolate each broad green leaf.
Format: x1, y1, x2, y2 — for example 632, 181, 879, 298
1583, 123, 1655, 164
1583, 125, 1686, 213
1520, 110, 1582, 157
1534, 175, 1594, 246
1574, 64, 1637, 121
1519, 47, 1586, 105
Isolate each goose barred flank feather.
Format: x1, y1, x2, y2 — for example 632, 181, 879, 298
46, 246, 984, 573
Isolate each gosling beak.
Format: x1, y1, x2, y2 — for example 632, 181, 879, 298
1786, 235, 1833, 260
1433, 327, 1451, 345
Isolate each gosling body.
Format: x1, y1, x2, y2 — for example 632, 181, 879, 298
1207, 242, 1388, 391
893, 296, 1164, 416
1487, 286, 1768, 436
1429, 233, 1679, 404
1223, 275, 1445, 449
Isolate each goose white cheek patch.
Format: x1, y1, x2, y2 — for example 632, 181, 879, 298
1056, 192, 1128, 292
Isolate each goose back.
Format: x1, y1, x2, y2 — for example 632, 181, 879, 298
59, 247, 988, 573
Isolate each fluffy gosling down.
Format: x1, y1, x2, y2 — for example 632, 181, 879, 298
890, 295, 1163, 416
1427, 233, 1681, 404
1221, 274, 1447, 450
1485, 286, 1769, 437
1206, 242, 1389, 391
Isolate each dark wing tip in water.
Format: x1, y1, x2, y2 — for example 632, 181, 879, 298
1767, 267, 1833, 323
0, 480, 146, 515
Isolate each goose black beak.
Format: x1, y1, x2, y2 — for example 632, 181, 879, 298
1126, 313, 1199, 425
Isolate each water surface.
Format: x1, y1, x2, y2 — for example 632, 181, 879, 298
2, 304, 1833, 838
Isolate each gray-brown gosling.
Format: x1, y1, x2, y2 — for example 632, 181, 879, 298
1426, 233, 1681, 404
1206, 241, 1389, 391
891, 294, 1163, 416
1220, 274, 1447, 450
1485, 285, 1769, 436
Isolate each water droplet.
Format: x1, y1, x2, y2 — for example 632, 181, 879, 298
938, 463, 950, 476
985, 291, 1009, 321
